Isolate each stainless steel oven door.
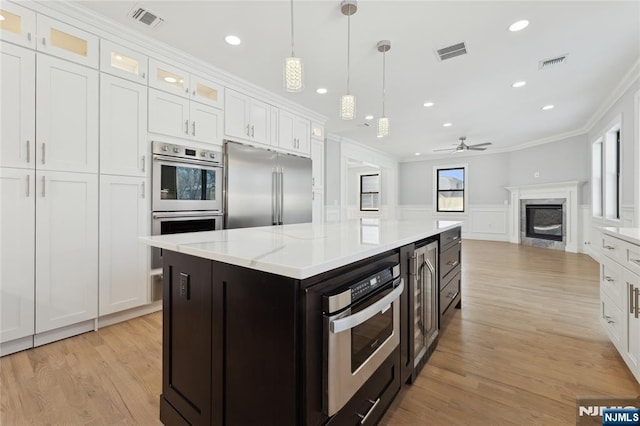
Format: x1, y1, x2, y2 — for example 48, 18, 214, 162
323, 278, 404, 416
152, 155, 223, 212
151, 211, 223, 269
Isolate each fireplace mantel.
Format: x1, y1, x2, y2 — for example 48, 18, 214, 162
505, 181, 584, 253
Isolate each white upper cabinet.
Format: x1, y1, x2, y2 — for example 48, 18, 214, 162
100, 39, 148, 83
149, 58, 189, 97
36, 15, 98, 68
278, 110, 310, 156
190, 102, 223, 144
148, 88, 191, 139
190, 74, 223, 109
0, 43, 35, 169
36, 54, 99, 173
0, 2, 36, 49
100, 74, 148, 177
224, 88, 270, 145
35, 170, 98, 333
99, 175, 149, 316
0, 168, 35, 343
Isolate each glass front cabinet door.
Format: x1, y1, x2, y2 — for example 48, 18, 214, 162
36, 15, 99, 68
100, 40, 148, 83
0, 2, 36, 49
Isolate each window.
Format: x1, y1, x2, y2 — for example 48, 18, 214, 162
436, 167, 465, 212
592, 120, 621, 220
360, 173, 380, 211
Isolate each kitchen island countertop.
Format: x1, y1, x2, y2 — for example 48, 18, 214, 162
141, 219, 462, 279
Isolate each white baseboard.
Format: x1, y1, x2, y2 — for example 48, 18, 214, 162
0, 336, 34, 357
34, 320, 95, 347
98, 301, 163, 329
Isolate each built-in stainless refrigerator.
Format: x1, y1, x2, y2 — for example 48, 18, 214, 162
224, 141, 312, 229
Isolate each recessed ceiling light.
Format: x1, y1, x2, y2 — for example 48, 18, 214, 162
225, 35, 242, 46
415, 152, 421, 156
509, 20, 529, 32
316, 88, 327, 94
512, 81, 527, 88
164, 77, 177, 83
365, 115, 374, 120
542, 104, 555, 110
443, 122, 452, 127
423, 102, 434, 107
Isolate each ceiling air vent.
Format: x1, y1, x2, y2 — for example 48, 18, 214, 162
539, 54, 568, 69
129, 5, 164, 29
435, 42, 467, 61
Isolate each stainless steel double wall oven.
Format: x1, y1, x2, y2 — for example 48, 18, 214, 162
151, 141, 223, 269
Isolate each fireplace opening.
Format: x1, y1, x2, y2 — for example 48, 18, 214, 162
526, 204, 563, 241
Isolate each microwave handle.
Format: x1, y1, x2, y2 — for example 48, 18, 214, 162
153, 211, 221, 220
330, 279, 404, 334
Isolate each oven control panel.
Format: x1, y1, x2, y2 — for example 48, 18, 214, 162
152, 141, 221, 164
350, 264, 398, 301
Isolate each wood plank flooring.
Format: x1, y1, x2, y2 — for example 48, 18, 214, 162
0, 241, 638, 425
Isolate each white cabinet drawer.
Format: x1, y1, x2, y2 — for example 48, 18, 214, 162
601, 292, 624, 352
601, 259, 624, 310
601, 234, 627, 264
625, 245, 640, 276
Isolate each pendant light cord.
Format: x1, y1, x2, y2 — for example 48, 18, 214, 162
290, 0, 295, 56
346, 12, 351, 94
382, 50, 386, 116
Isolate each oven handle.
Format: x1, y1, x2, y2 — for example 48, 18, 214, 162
330, 279, 404, 334
153, 211, 222, 220
153, 154, 222, 168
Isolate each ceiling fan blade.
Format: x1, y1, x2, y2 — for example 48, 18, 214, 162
468, 147, 487, 151
433, 148, 455, 152
468, 142, 492, 148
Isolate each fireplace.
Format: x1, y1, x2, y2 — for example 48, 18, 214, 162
525, 204, 563, 241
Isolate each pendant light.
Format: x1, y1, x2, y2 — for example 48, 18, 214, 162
340, 0, 357, 120
377, 40, 390, 138
284, 0, 303, 92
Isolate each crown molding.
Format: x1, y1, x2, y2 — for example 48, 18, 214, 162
327, 133, 400, 162
28, 0, 327, 124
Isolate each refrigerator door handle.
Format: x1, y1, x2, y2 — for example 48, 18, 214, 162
279, 169, 284, 225
272, 170, 277, 225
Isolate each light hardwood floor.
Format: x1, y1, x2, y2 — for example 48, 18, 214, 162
1, 241, 638, 425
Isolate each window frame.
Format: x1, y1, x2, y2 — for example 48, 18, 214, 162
591, 115, 622, 222
359, 172, 381, 212
434, 164, 467, 213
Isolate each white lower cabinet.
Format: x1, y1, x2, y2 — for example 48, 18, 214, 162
99, 175, 149, 316
624, 270, 640, 375
0, 168, 35, 343
35, 171, 98, 333
312, 189, 324, 223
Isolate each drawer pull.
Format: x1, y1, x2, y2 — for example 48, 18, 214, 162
604, 245, 615, 250
357, 398, 381, 424
446, 260, 459, 268
604, 315, 614, 324
631, 285, 636, 315
604, 276, 614, 282
635, 288, 639, 319
630, 258, 640, 266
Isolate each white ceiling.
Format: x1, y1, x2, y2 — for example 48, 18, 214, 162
75, 1, 640, 159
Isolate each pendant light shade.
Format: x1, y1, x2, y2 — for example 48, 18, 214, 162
284, 0, 304, 92
377, 40, 390, 138
340, 1, 357, 120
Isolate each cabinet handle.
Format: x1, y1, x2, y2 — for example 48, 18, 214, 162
604, 245, 615, 250
141, 155, 146, 172
27, 32, 32, 42
26, 174, 30, 197
141, 72, 146, 79
251, 125, 255, 137
631, 285, 636, 315
26, 140, 31, 163
41, 176, 45, 197
312, 177, 315, 186
447, 260, 459, 268
630, 258, 640, 266
635, 288, 639, 319
192, 121, 196, 136
185, 87, 189, 94
357, 398, 381, 424
42, 37, 46, 46
604, 315, 614, 324
141, 182, 145, 199
185, 120, 189, 135
41, 143, 45, 164
604, 275, 614, 282
246, 124, 250, 137
193, 90, 196, 96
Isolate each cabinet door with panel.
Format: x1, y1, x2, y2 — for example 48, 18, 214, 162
0, 2, 36, 48
0, 42, 35, 168
148, 88, 190, 139
0, 168, 35, 343
36, 54, 99, 173
100, 39, 148, 83
190, 102, 223, 144
224, 89, 250, 140
100, 74, 147, 176
311, 139, 324, 189
36, 15, 98, 68
99, 175, 149, 316
278, 109, 295, 151
294, 116, 310, 155
35, 171, 98, 333
149, 58, 189, 97
249, 98, 269, 144
625, 270, 640, 378
190, 74, 223, 109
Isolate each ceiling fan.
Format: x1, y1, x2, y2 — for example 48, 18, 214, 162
434, 137, 492, 153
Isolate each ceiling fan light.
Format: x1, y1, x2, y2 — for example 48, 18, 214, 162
284, 56, 304, 92
377, 116, 389, 138
340, 94, 356, 120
